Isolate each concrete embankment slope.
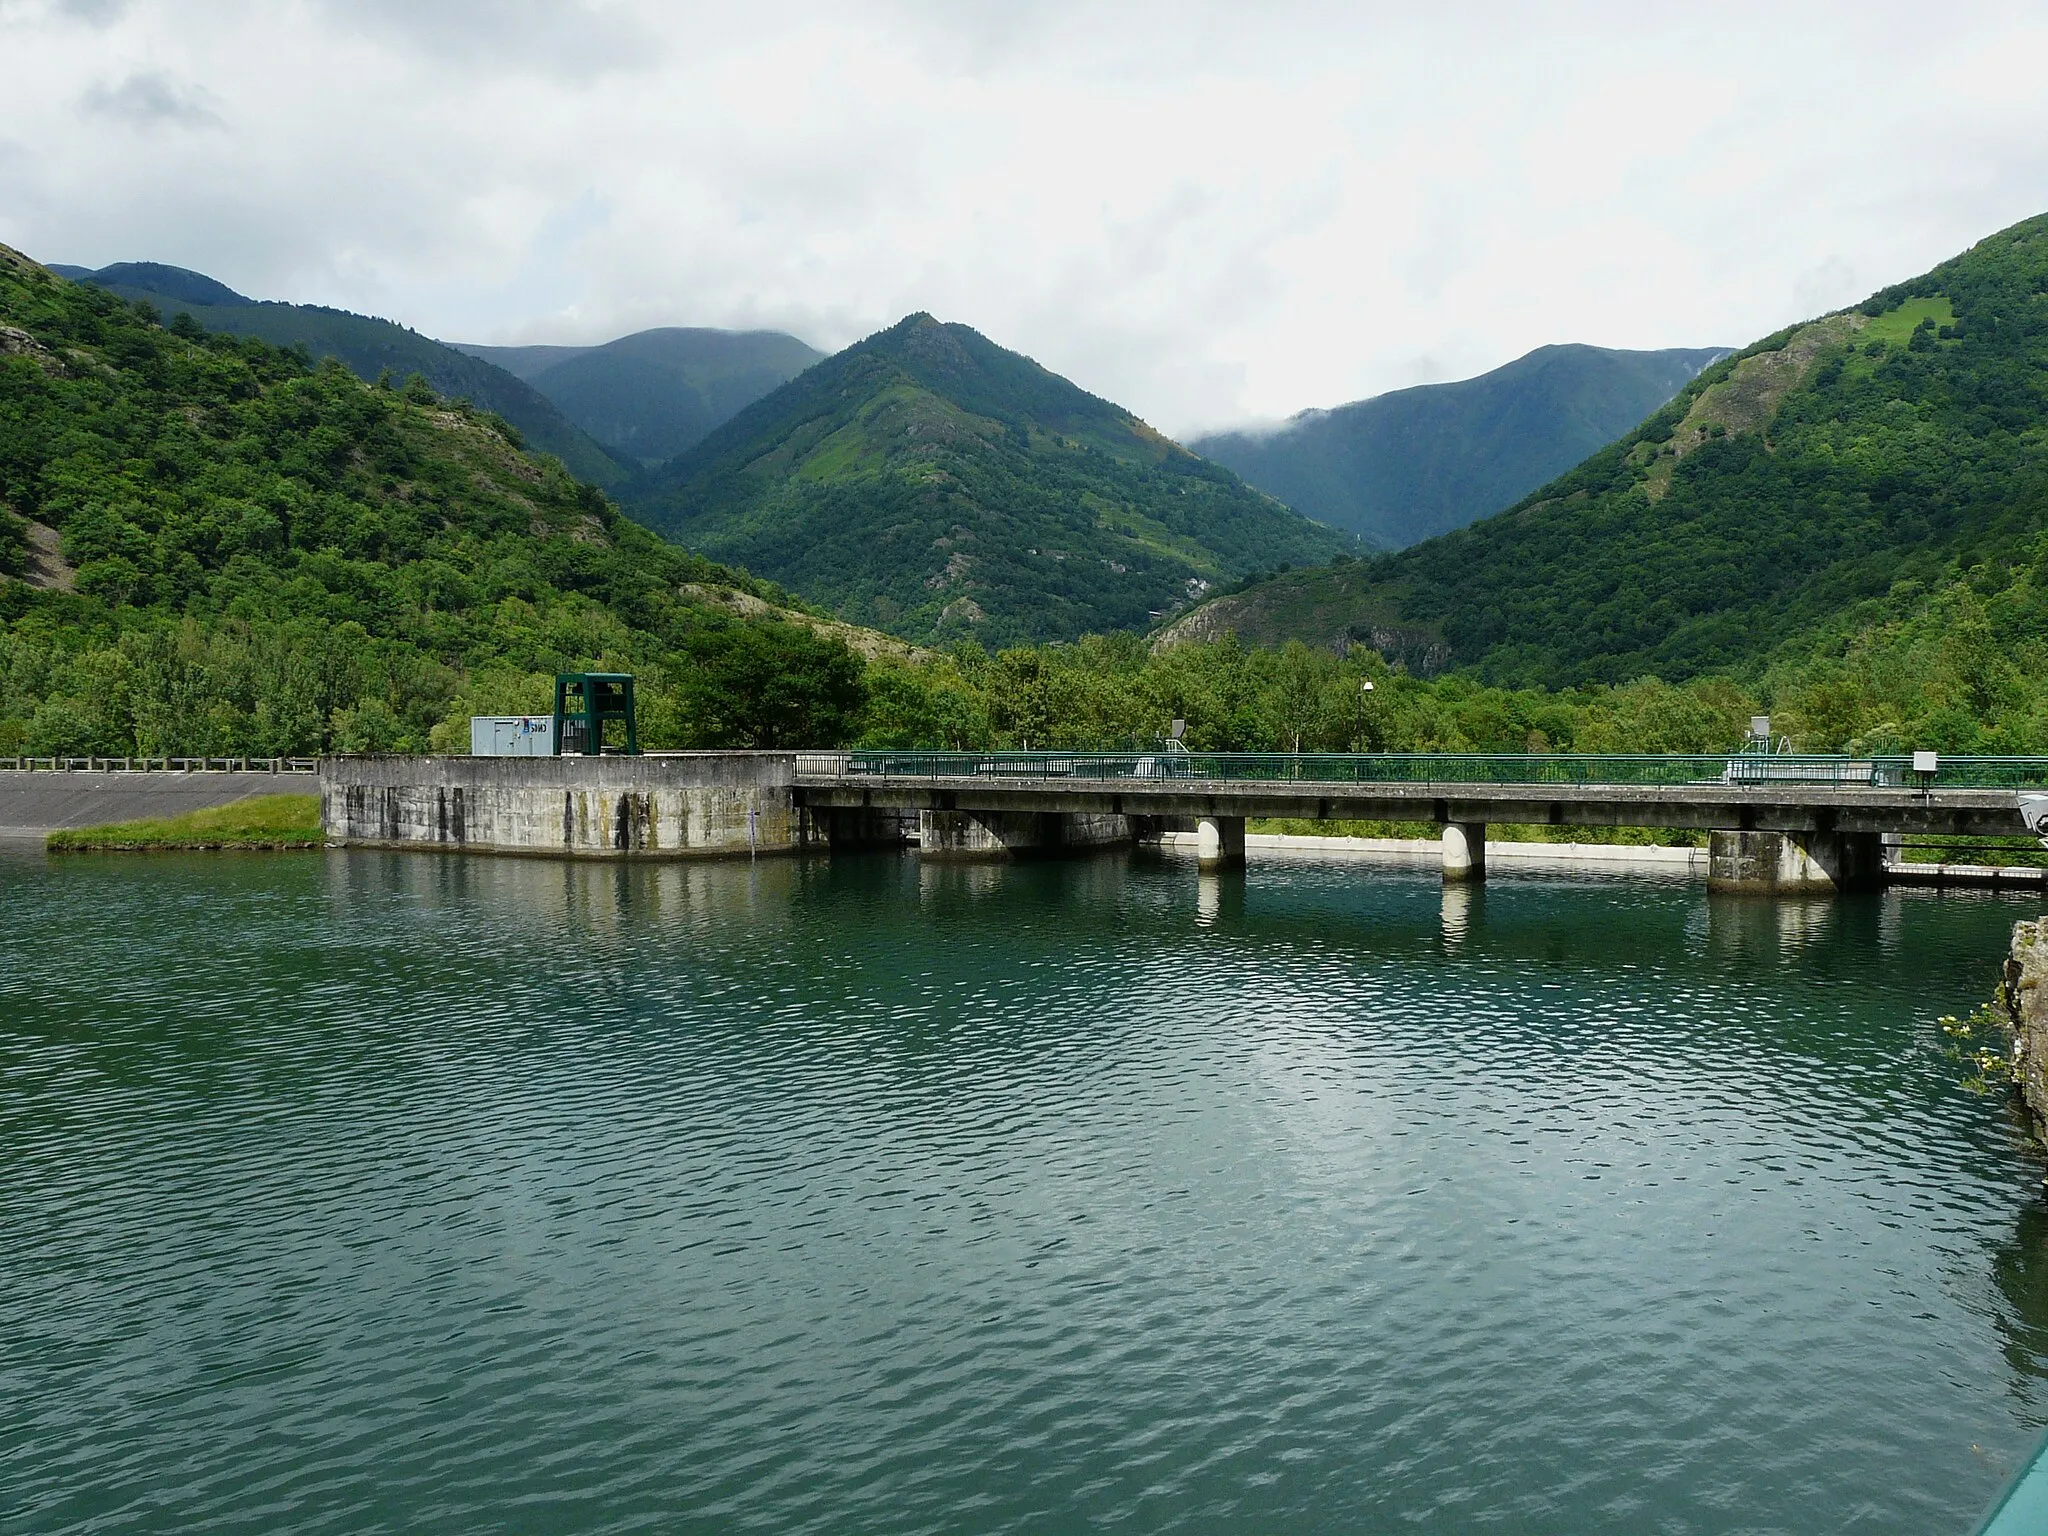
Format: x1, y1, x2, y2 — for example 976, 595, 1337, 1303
0, 771, 298, 837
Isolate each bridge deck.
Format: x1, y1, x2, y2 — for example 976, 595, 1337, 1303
795, 772, 2031, 837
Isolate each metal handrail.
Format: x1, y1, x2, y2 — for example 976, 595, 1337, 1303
838, 751, 2048, 790
0, 756, 317, 773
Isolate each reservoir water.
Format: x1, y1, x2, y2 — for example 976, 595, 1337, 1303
4, 847, 2047, 1534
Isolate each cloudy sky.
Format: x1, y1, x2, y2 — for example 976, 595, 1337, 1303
2, 0, 2046, 436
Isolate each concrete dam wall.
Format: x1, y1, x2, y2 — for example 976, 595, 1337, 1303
319, 755, 1148, 860
322, 754, 812, 858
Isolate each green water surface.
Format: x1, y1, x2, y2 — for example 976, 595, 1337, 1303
2, 847, 2046, 1534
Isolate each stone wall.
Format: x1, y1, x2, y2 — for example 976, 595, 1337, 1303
2000, 918, 2048, 1142
321, 754, 808, 858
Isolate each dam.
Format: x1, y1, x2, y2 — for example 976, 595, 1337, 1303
313, 748, 2048, 895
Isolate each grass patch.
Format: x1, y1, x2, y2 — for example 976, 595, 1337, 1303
1857, 295, 1956, 349
48, 793, 322, 851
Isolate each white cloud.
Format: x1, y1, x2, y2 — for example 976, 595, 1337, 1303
3, 0, 2046, 436
81, 70, 223, 128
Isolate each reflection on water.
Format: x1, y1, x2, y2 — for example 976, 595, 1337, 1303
1439, 880, 1479, 946
2, 846, 2046, 1535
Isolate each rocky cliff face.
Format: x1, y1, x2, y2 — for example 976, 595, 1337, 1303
1999, 918, 2048, 1141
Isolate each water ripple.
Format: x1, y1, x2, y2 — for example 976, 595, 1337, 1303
1, 848, 2046, 1534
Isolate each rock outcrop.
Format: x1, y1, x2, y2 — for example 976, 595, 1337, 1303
1999, 918, 2048, 1140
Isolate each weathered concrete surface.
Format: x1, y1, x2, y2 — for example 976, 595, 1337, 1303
2000, 918, 2048, 1143
1442, 821, 1486, 884
918, 809, 1134, 858
1707, 829, 1882, 894
0, 770, 297, 837
321, 754, 808, 858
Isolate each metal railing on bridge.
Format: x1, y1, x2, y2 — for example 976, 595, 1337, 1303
838, 751, 2048, 790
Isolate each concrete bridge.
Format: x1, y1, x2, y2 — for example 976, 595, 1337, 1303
315, 750, 2048, 896
796, 751, 2041, 894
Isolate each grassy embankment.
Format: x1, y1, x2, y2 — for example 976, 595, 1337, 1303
47, 793, 321, 851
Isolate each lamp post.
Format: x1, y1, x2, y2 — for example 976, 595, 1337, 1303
1357, 678, 1375, 753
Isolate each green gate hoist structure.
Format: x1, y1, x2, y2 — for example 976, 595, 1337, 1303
553, 673, 638, 756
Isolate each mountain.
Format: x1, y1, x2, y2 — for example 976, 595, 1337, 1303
459, 328, 824, 465
634, 313, 1357, 645
1190, 344, 1727, 549
58, 261, 632, 488
1156, 211, 2048, 689
0, 244, 880, 756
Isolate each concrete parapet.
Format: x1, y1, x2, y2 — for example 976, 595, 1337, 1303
320, 753, 805, 858
1442, 821, 1486, 884
1707, 829, 1883, 894
919, 808, 1135, 858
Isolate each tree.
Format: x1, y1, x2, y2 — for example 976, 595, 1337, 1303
677, 622, 867, 748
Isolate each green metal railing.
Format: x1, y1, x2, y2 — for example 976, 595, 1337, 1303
843, 751, 2048, 790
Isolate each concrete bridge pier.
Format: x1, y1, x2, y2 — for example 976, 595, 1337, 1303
1196, 815, 1246, 871
1707, 829, 1883, 895
1442, 821, 1487, 884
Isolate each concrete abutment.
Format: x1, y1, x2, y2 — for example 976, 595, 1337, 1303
1706, 829, 1884, 895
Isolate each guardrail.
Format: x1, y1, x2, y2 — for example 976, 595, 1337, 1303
0, 756, 317, 773
839, 751, 2048, 790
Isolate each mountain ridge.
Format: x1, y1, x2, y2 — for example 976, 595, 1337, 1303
1191, 342, 1728, 548
1158, 210, 2048, 689
460, 327, 824, 465
636, 312, 1356, 645
0, 242, 880, 755
57, 260, 633, 487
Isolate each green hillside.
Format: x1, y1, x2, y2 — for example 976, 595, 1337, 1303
1164, 212, 2048, 690
1191, 343, 1726, 548
60, 262, 633, 488
636, 313, 1356, 645
460, 327, 824, 465
0, 245, 871, 756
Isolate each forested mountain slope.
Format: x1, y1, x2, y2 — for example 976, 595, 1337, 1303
55, 261, 632, 487
0, 246, 872, 756
1162, 212, 2048, 689
460, 327, 823, 465
638, 313, 1355, 645
1191, 343, 1725, 548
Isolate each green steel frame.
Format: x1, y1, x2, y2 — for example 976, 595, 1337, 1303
553, 673, 639, 757
842, 751, 2048, 790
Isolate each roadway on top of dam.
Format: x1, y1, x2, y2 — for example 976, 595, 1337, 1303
792, 751, 2048, 836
